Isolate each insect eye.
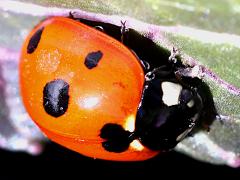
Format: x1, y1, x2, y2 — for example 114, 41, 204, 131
179, 89, 193, 105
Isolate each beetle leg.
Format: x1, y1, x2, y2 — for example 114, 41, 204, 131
169, 47, 179, 63
145, 66, 174, 82
120, 20, 129, 43
68, 11, 76, 19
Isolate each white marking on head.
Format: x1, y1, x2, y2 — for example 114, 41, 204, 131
161, 82, 182, 106
187, 99, 195, 108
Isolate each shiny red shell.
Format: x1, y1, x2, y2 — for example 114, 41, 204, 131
19, 17, 159, 161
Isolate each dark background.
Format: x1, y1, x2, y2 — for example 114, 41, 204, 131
0, 142, 239, 179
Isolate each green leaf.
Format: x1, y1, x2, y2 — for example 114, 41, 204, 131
18, 0, 240, 34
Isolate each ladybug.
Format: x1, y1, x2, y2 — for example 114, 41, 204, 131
19, 16, 204, 161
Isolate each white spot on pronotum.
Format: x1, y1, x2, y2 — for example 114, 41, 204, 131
161, 82, 182, 106
130, 140, 144, 151
187, 100, 195, 108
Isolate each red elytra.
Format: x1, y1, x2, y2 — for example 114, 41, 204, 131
19, 17, 159, 161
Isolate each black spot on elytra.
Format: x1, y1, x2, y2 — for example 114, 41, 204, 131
27, 27, 44, 54
100, 123, 132, 153
43, 79, 69, 117
84, 51, 103, 69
